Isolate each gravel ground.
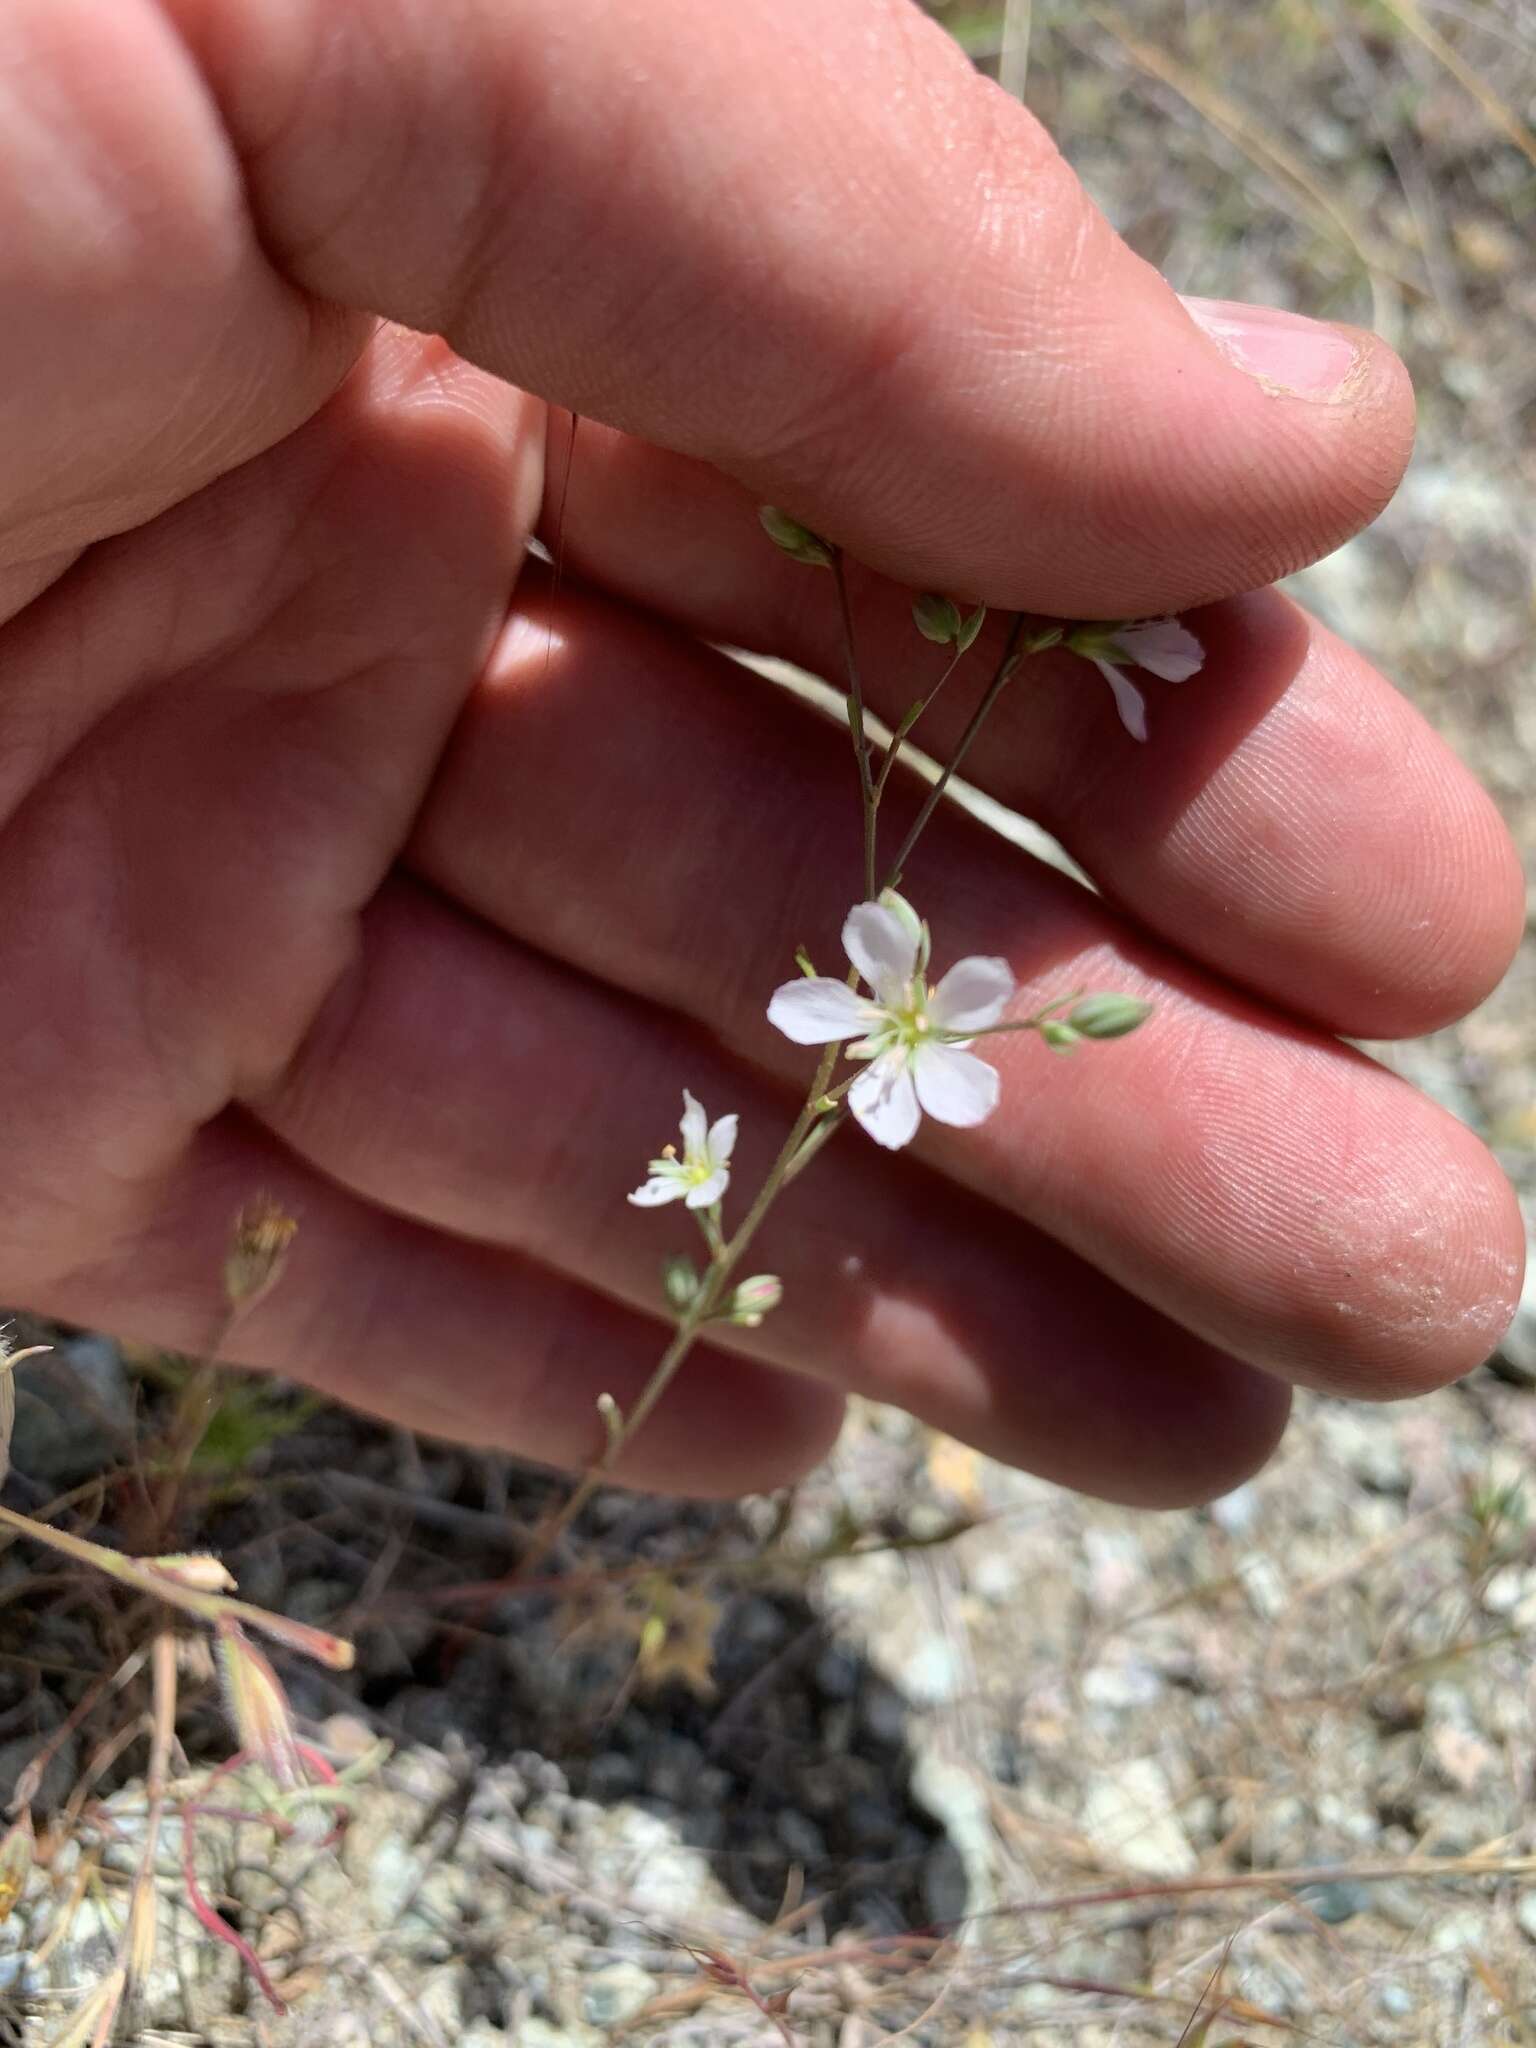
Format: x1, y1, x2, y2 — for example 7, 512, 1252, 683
3, 4, 1534, 2043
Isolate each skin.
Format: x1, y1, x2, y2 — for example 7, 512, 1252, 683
0, 0, 1525, 1506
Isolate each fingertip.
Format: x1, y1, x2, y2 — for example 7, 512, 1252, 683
1122, 1366, 1293, 1512
1264, 1103, 1526, 1404
1065, 591, 1525, 1041
1366, 780, 1527, 1039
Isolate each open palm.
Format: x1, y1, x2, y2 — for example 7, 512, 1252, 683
1, 0, 1522, 1504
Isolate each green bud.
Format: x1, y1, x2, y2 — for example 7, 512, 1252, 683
912, 593, 962, 644
663, 1256, 700, 1312
955, 604, 986, 653
1039, 1019, 1081, 1052
1068, 993, 1151, 1040
1023, 624, 1066, 655
1064, 622, 1124, 662
759, 506, 834, 568
726, 1275, 783, 1327
596, 1391, 625, 1449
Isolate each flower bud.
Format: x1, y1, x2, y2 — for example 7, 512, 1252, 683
148, 1552, 238, 1593
662, 1256, 700, 1312
912, 593, 962, 644
595, 1391, 626, 1457
1039, 1019, 1081, 1052
726, 1275, 783, 1327
1064, 622, 1127, 664
224, 1197, 297, 1310
956, 603, 987, 652
1068, 993, 1151, 1040
758, 506, 834, 568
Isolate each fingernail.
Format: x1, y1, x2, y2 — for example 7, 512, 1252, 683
1179, 294, 1360, 399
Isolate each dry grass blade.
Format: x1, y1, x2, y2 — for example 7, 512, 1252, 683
982, 1849, 1536, 1922
997, 0, 1032, 99
1075, 0, 1415, 328
1369, 0, 1536, 170
0, 1338, 50, 1486
41, 1969, 125, 2048
124, 1634, 178, 1994
0, 1503, 353, 1669
0, 1809, 34, 1921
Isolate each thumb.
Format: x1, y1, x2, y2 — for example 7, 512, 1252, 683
174, 0, 1412, 613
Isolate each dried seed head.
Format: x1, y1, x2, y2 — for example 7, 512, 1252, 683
147, 1553, 237, 1594
224, 1197, 297, 1310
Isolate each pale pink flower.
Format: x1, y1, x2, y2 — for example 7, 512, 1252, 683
768, 893, 1014, 1150
1068, 618, 1204, 740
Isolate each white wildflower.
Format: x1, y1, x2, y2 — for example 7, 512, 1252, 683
1066, 618, 1204, 740
767, 892, 1014, 1150
628, 1091, 739, 1209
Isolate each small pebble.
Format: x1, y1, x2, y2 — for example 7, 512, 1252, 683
582, 1961, 657, 2026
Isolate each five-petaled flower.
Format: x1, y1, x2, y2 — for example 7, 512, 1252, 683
767, 893, 1014, 1150
628, 1091, 739, 1208
1066, 618, 1204, 741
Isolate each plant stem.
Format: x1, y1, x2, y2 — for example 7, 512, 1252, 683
152, 1337, 234, 1540
516, 1041, 843, 1577
832, 551, 879, 899
535, 591, 1045, 1562
884, 612, 1027, 891
872, 644, 966, 805
0, 1502, 354, 1667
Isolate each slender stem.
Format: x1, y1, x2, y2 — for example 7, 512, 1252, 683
151, 1309, 241, 1539
872, 645, 966, 805
782, 1102, 850, 1186
883, 612, 1027, 891
542, 590, 1043, 1567
696, 1204, 725, 1262
832, 551, 879, 899
968, 996, 1085, 1040
516, 1041, 843, 1577
121, 1630, 177, 1993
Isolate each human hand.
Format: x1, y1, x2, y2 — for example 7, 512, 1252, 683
1, 0, 1522, 1504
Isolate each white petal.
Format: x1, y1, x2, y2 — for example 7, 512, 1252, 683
706, 1113, 739, 1167
679, 1089, 708, 1161
928, 954, 1015, 1033
912, 1041, 1000, 1127
876, 889, 930, 976
684, 1166, 730, 1209
628, 1171, 687, 1207
1116, 618, 1203, 682
1094, 659, 1148, 741
848, 1050, 922, 1150
842, 901, 919, 1006
767, 977, 871, 1044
